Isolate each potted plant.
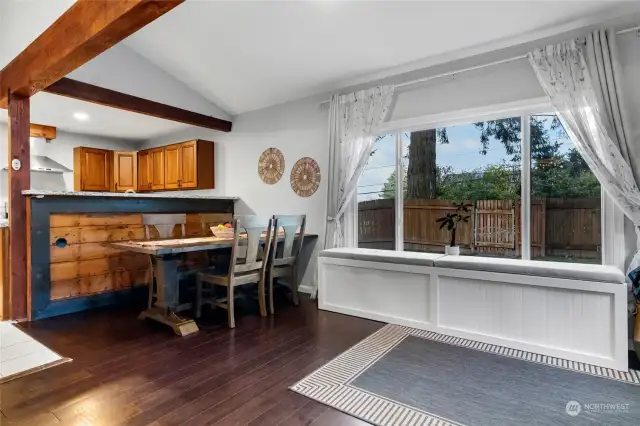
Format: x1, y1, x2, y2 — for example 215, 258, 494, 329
436, 202, 472, 255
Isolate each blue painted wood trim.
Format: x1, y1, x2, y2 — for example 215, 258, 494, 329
29, 196, 234, 320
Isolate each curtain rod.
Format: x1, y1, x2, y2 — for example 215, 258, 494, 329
320, 24, 638, 105
618, 24, 640, 35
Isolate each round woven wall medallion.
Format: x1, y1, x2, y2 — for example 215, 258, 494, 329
290, 157, 321, 197
258, 147, 285, 184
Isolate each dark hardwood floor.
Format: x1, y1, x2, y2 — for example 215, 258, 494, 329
0, 296, 380, 426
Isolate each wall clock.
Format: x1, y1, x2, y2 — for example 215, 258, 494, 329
258, 147, 285, 184
290, 157, 321, 197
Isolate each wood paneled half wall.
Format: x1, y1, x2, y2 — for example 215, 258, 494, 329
48, 212, 232, 301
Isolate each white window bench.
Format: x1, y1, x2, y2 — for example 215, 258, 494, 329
318, 248, 628, 371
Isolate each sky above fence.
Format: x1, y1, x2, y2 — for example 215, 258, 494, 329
358, 114, 573, 201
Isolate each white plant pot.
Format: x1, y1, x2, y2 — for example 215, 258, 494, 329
445, 245, 460, 256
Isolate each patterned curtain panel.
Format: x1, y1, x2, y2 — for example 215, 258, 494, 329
313, 86, 394, 298
528, 34, 640, 283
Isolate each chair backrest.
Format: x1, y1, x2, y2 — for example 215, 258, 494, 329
229, 216, 273, 276
271, 214, 306, 267
143, 214, 187, 239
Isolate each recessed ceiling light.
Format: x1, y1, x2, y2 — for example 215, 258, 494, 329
73, 112, 90, 121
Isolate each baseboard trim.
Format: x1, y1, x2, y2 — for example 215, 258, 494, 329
298, 285, 313, 294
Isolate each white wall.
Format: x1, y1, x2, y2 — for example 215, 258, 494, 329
140, 97, 329, 290
138, 56, 546, 291
0, 123, 136, 207
68, 44, 231, 122
389, 57, 544, 121
143, 28, 640, 291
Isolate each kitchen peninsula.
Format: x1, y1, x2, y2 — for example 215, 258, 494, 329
24, 190, 237, 321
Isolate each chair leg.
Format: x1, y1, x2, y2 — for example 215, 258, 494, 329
269, 275, 275, 315
147, 274, 154, 310
227, 285, 235, 329
195, 276, 203, 319
147, 256, 155, 310
291, 268, 299, 306
258, 278, 267, 318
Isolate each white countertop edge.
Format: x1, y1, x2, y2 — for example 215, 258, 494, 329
22, 190, 240, 201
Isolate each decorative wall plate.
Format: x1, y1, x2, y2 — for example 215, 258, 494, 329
258, 147, 285, 184
290, 157, 321, 197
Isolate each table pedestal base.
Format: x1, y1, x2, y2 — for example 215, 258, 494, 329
138, 307, 199, 336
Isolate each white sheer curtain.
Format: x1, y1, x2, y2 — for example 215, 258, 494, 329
312, 86, 394, 298
528, 34, 640, 279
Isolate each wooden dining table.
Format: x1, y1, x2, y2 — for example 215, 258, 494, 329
112, 233, 315, 336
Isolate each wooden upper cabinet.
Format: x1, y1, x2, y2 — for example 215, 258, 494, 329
113, 151, 137, 192
163, 139, 214, 190
164, 144, 182, 189
73, 147, 112, 191
137, 150, 152, 191
72, 140, 214, 193
195, 139, 215, 190
150, 147, 165, 190
180, 140, 198, 188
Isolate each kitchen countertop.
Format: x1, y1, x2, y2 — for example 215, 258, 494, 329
22, 190, 240, 201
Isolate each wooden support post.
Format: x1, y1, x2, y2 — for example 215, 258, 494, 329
7, 93, 30, 320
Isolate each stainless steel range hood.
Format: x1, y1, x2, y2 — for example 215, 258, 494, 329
2, 155, 72, 173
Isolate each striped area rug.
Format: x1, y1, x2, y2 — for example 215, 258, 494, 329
290, 324, 640, 426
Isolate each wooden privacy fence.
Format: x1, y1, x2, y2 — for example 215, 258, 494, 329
358, 197, 601, 259
474, 200, 515, 256
358, 199, 395, 249
404, 199, 474, 253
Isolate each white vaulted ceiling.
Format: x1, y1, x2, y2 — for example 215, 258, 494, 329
1, 0, 639, 140
124, 0, 639, 115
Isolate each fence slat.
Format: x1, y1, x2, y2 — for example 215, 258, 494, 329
358, 197, 600, 259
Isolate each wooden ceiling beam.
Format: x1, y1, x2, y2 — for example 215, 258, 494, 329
44, 78, 233, 132
0, 0, 184, 108
30, 124, 57, 140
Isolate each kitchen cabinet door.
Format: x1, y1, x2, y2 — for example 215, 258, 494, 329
74, 147, 111, 191
113, 151, 137, 192
180, 140, 198, 188
137, 150, 152, 191
150, 148, 165, 190
164, 144, 182, 189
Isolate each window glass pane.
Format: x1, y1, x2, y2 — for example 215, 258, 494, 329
402, 118, 521, 258
530, 114, 601, 264
357, 134, 396, 250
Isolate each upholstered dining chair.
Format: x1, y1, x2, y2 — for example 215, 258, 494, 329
195, 216, 274, 328
142, 214, 194, 312
268, 214, 306, 314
